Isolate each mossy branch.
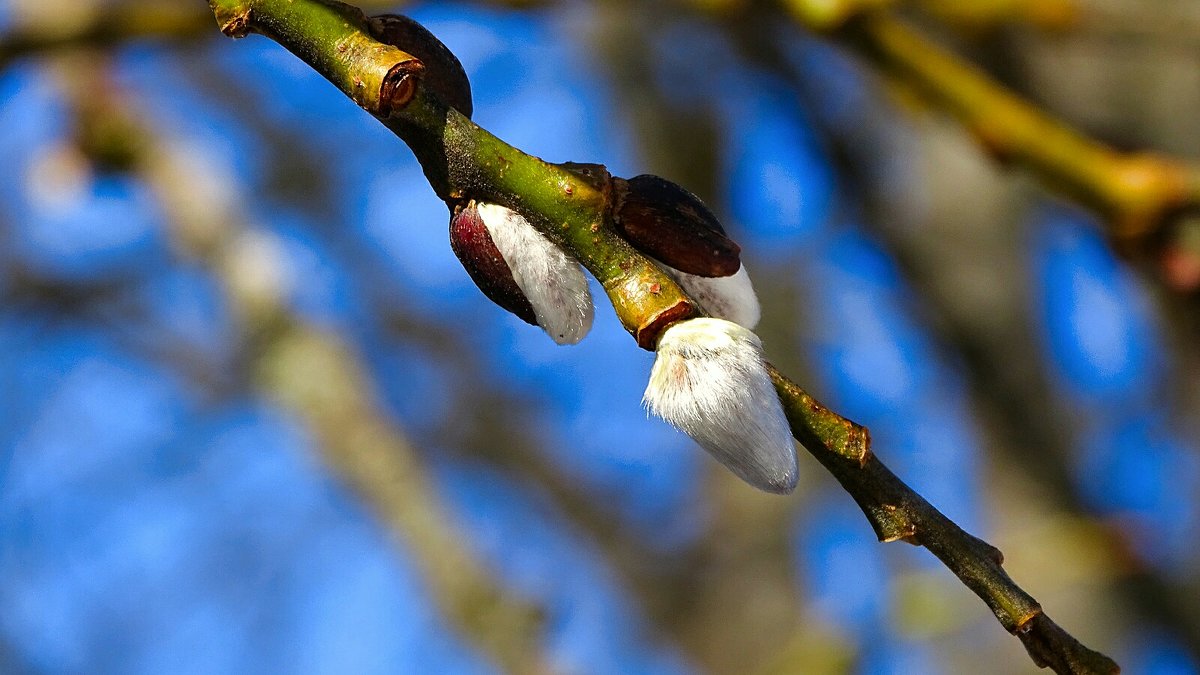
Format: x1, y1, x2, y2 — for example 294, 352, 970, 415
205, 1, 1119, 672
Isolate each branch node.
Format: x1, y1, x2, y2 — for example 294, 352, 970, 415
213, 5, 252, 38
378, 59, 424, 116
874, 504, 918, 542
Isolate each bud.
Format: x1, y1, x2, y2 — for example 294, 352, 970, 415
368, 14, 474, 118
450, 202, 594, 345
612, 174, 741, 278
662, 263, 761, 330
643, 318, 797, 494
450, 203, 538, 325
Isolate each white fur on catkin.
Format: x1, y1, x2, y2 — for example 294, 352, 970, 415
643, 318, 797, 494
477, 203, 594, 345
662, 264, 761, 330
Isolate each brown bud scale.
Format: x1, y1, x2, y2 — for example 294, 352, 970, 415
450, 204, 537, 325
612, 174, 741, 278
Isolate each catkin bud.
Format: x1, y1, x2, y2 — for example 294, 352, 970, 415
662, 264, 761, 330
368, 14, 474, 118
643, 318, 797, 494
450, 202, 594, 345
450, 202, 538, 325
612, 174, 741, 278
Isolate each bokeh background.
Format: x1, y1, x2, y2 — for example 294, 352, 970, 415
2, 0, 1199, 673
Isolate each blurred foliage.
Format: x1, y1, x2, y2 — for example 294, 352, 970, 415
1, 0, 1199, 673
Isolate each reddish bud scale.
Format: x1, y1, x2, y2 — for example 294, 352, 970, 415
449, 204, 538, 325
612, 174, 741, 278
368, 14, 474, 118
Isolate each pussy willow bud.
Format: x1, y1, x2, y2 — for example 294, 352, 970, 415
450, 202, 594, 345
612, 174, 741, 278
450, 202, 537, 325
644, 318, 797, 494
661, 264, 761, 330
368, 14, 473, 118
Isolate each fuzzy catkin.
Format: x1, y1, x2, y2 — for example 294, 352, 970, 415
477, 203, 594, 345
644, 318, 797, 493
662, 263, 761, 330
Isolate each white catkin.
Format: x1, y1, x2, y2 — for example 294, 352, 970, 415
662, 263, 761, 330
643, 318, 797, 494
477, 203, 594, 345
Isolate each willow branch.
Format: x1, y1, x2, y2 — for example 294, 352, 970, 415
204, 1, 1118, 672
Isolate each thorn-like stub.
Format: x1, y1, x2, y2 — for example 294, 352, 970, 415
216, 7, 252, 38
378, 59, 425, 117
369, 14, 473, 118
559, 162, 613, 194
612, 175, 741, 278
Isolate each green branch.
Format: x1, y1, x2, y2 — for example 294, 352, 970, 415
205, 1, 1119, 672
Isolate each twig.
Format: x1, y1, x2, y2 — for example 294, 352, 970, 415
204, 1, 1120, 671
769, 369, 1118, 674
847, 13, 1200, 242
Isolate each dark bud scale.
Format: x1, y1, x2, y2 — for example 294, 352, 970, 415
368, 14, 474, 118
611, 174, 741, 278
449, 203, 537, 325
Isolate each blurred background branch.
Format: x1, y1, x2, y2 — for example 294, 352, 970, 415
52, 57, 552, 674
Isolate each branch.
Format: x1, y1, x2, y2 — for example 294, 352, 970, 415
204, 1, 1119, 672
770, 369, 1117, 674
